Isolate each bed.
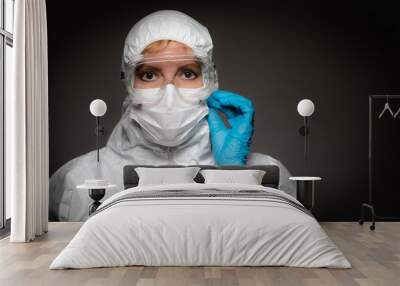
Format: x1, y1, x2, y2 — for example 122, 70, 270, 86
50, 165, 350, 269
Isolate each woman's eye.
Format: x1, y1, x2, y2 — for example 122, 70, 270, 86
181, 70, 198, 80
141, 71, 156, 81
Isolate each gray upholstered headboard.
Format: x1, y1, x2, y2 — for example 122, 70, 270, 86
123, 165, 280, 189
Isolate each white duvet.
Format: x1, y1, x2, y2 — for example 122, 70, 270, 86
50, 183, 351, 269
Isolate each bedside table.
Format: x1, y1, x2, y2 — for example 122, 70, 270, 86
77, 182, 117, 215
289, 177, 322, 210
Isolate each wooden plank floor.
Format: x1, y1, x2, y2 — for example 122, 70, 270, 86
0, 222, 399, 286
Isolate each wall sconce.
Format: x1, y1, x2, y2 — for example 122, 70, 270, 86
297, 99, 315, 164
89, 99, 107, 162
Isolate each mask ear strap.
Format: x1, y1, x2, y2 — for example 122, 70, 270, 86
213, 64, 219, 89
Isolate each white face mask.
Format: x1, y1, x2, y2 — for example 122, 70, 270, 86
129, 84, 210, 147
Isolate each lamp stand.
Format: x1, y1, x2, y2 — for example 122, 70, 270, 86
299, 116, 310, 169
95, 116, 105, 163
304, 116, 309, 167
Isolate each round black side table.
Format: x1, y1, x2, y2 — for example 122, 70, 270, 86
289, 177, 322, 211
77, 183, 117, 215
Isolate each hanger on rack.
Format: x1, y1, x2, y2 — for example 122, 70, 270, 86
394, 106, 400, 118
378, 95, 394, 119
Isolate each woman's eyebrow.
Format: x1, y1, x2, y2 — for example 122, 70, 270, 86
135, 64, 162, 73
178, 63, 202, 71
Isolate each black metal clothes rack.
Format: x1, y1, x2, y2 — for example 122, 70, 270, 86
359, 95, 400, 230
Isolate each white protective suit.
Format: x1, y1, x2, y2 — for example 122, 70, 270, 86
49, 10, 295, 221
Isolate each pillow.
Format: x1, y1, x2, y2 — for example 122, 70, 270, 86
200, 169, 266, 185
135, 167, 200, 186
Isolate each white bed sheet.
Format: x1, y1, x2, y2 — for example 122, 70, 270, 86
50, 183, 350, 269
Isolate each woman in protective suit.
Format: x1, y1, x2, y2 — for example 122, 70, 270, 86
49, 10, 295, 221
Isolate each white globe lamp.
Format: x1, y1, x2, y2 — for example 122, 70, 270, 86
297, 99, 315, 117
90, 99, 107, 117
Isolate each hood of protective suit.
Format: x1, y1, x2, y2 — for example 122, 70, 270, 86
122, 10, 214, 65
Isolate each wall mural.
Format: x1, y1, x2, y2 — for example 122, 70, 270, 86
49, 10, 295, 221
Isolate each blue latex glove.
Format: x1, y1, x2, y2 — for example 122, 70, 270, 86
207, 90, 255, 165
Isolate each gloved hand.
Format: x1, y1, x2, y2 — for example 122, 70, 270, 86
207, 90, 255, 165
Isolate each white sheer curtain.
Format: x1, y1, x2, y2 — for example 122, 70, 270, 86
7, 0, 49, 242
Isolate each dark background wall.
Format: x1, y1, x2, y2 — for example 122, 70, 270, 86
47, 0, 400, 220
